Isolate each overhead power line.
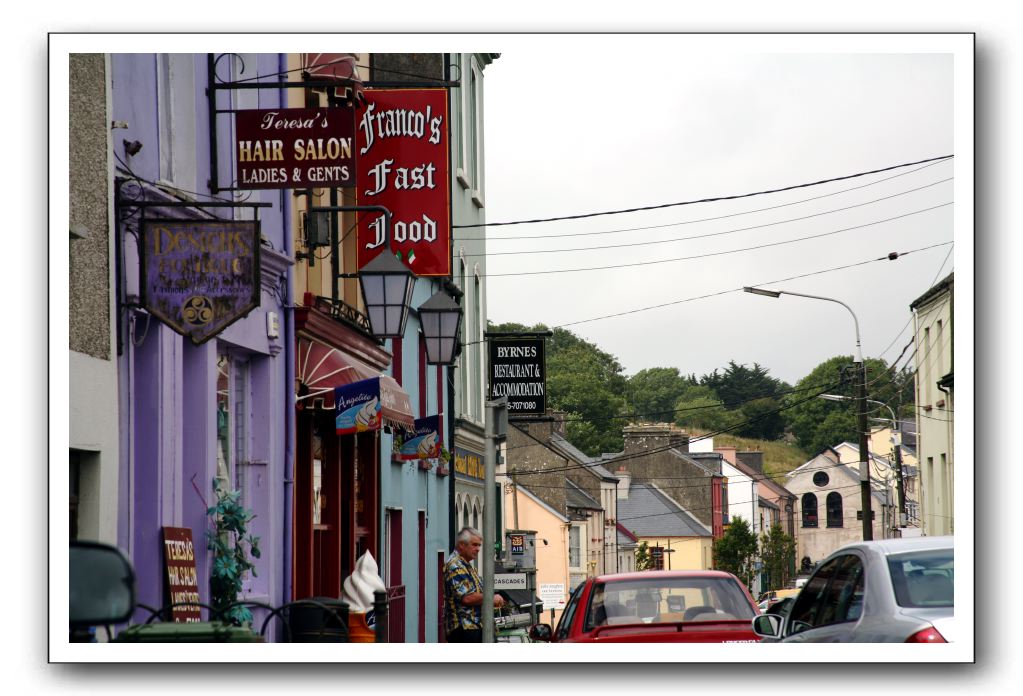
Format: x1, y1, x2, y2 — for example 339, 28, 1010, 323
460, 158, 952, 242
482, 203, 952, 278
453, 155, 954, 229
463, 178, 952, 257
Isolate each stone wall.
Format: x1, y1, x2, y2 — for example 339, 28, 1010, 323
69, 53, 111, 359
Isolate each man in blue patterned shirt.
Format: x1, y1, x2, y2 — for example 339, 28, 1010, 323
444, 527, 505, 642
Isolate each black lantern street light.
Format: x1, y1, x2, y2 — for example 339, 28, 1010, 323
743, 285, 873, 541
305, 204, 416, 340
418, 289, 463, 365
358, 249, 416, 338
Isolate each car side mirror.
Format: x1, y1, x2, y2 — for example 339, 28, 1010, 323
528, 623, 553, 642
751, 614, 782, 639
70, 540, 136, 628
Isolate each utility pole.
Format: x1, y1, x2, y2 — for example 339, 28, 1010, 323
482, 396, 507, 643
893, 424, 907, 529
857, 360, 873, 541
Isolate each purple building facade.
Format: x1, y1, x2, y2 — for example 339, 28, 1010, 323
110, 53, 293, 634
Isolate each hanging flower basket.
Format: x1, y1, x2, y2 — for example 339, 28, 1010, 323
418, 459, 434, 472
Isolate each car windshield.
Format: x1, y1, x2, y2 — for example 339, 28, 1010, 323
887, 548, 954, 608
585, 576, 755, 629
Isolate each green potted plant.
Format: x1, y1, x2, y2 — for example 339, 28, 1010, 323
206, 477, 261, 627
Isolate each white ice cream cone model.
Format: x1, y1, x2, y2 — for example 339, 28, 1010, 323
341, 551, 386, 642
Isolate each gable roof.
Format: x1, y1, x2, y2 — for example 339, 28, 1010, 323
617, 483, 711, 538
515, 484, 570, 523
565, 479, 603, 511
549, 432, 616, 480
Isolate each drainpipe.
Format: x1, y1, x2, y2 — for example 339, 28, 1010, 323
280, 52, 295, 604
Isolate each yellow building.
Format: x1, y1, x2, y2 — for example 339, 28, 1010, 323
615, 482, 714, 570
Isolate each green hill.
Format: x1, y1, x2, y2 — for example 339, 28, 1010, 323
692, 432, 809, 481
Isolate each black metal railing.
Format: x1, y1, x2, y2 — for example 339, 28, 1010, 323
114, 592, 391, 643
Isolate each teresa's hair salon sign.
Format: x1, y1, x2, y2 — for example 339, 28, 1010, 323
140, 220, 261, 345
235, 107, 356, 189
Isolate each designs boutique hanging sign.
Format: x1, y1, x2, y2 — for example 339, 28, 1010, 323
140, 220, 261, 345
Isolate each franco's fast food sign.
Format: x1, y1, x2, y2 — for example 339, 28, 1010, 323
356, 89, 451, 277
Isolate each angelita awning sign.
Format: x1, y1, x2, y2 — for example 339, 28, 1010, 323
140, 220, 261, 345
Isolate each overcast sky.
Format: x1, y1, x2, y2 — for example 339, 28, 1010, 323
480, 36, 965, 385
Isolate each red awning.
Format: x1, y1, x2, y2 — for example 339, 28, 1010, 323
296, 338, 414, 431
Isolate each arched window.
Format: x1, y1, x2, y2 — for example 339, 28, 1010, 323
802, 493, 818, 528
826, 492, 844, 528
472, 502, 479, 532
463, 501, 470, 530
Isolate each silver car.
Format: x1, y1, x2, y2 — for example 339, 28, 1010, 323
751, 536, 954, 643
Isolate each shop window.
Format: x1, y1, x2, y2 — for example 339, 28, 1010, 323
216, 354, 250, 497
826, 492, 844, 528
569, 525, 582, 568
802, 493, 818, 528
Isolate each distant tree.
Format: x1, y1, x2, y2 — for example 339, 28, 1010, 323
701, 360, 786, 406
784, 355, 898, 453
760, 523, 797, 591
713, 517, 759, 589
626, 367, 694, 422
674, 385, 739, 433
735, 397, 786, 440
635, 541, 654, 571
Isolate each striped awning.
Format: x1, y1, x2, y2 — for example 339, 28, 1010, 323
296, 338, 413, 431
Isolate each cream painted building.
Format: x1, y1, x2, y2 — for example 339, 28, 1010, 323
503, 484, 571, 626
910, 273, 954, 536
786, 449, 887, 565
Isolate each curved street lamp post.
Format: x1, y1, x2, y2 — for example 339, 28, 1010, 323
744, 286, 873, 541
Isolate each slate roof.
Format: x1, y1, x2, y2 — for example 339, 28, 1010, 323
549, 432, 616, 480
616, 483, 711, 538
565, 479, 603, 511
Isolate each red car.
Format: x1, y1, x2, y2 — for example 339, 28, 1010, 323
528, 570, 761, 643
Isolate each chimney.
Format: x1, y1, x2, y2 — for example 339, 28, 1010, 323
714, 446, 738, 465
616, 467, 631, 499
551, 410, 567, 436
622, 423, 689, 455
737, 451, 764, 474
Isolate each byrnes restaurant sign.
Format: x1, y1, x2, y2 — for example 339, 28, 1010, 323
488, 337, 546, 416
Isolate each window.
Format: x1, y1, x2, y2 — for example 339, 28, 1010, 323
156, 53, 197, 190
70, 450, 81, 540
472, 269, 482, 421
569, 525, 581, 568
554, 581, 586, 641
801, 493, 818, 528
787, 556, 838, 633
888, 548, 954, 608
813, 471, 830, 487
826, 492, 843, 528
786, 554, 866, 634
458, 257, 469, 416
216, 353, 249, 496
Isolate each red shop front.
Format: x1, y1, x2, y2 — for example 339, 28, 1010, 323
293, 302, 414, 599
